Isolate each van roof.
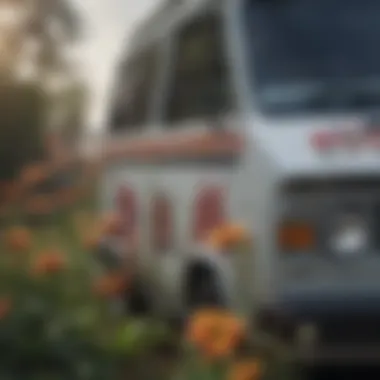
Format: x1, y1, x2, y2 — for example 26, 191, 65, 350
125, 0, 219, 58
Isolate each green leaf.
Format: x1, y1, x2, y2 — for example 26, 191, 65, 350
108, 324, 138, 354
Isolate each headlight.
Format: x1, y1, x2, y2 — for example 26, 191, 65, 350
329, 214, 369, 256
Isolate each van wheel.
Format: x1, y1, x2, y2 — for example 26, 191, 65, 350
185, 262, 224, 313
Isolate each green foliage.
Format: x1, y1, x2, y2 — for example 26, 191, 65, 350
56, 80, 89, 144
171, 311, 296, 380
0, 82, 46, 179
0, 208, 168, 380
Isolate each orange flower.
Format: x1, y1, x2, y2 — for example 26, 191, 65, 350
100, 212, 124, 236
0, 298, 11, 319
19, 163, 49, 186
56, 186, 81, 206
206, 228, 225, 250
82, 228, 102, 251
32, 249, 66, 276
93, 273, 129, 298
1, 181, 22, 203
224, 224, 250, 246
25, 195, 55, 215
206, 223, 250, 252
73, 213, 102, 251
5, 226, 33, 252
185, 308, 246, 360
228, 359, 262, 380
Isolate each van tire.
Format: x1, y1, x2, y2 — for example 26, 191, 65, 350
184, 261, 224, 313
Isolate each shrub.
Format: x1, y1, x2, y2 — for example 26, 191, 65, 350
172, 308, 295, 380
0, 225, 167, 380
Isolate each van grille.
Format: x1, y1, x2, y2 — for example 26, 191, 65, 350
322, 315, 380, 345
281, 176, 380, 253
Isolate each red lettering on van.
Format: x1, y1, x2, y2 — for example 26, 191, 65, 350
311, 128, 380, 152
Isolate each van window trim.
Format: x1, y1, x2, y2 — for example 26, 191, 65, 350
158, 3, 237, 130
150, 34, 174, 127
108, 39, 165, 134
233, 0, 268, 118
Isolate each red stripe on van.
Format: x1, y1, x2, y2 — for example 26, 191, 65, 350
115, 185, 137, 239
103, 130, 243, 162
193, 186, 226, 241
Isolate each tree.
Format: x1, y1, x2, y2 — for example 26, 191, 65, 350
0, 81, 46, 179
30, 0, 82, 80
0, 0, 85, 179
0, 0, 82, 80
49, 77, 89, 147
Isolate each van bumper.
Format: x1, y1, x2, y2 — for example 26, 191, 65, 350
257, 291, 380, 366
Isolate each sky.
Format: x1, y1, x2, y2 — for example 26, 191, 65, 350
71, 0, 161, 130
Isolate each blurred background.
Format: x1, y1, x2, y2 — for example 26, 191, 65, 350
0, 0, 159, 178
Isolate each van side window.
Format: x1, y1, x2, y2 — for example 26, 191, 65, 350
109, 47, 159, 132
164, 13, 231, 124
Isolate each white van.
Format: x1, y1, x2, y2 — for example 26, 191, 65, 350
102, 0, 380, 365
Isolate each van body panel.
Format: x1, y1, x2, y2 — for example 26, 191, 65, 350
249, 115, 380, 177
102, 0, 380, 364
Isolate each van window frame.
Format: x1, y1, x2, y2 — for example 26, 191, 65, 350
159, 4, 236, 129
150, 35, 174, 126
108, 38, 167, 135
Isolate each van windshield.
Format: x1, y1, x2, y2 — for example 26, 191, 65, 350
244, 0, 380, 115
